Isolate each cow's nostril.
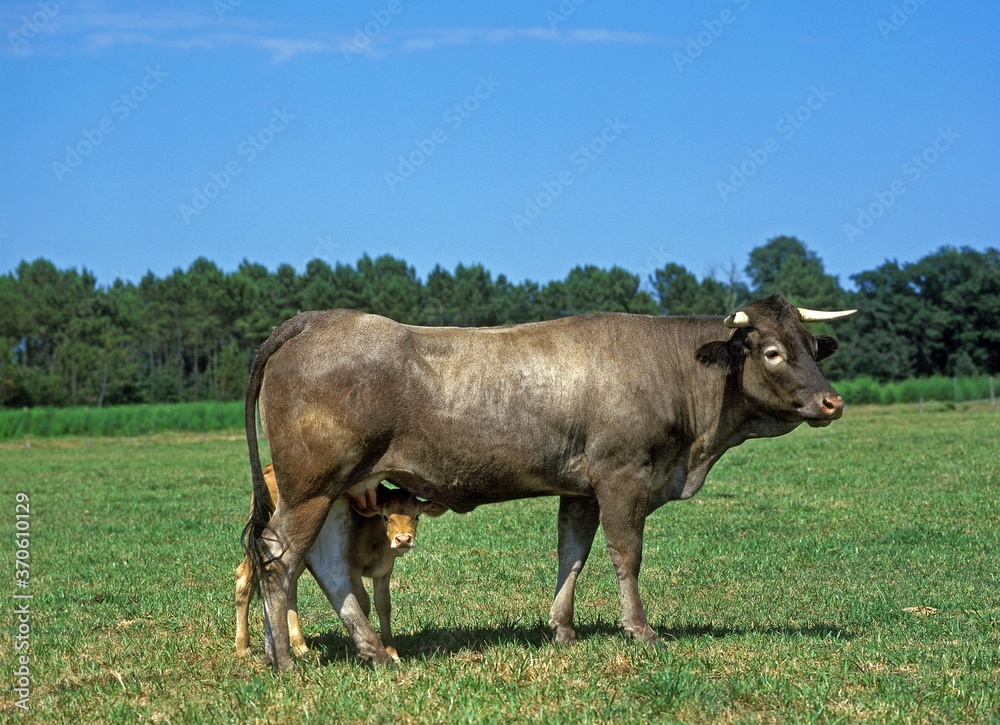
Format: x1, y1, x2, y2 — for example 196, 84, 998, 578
822, 395, 843, 415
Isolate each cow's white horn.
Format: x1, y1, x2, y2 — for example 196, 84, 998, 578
724, 311, 751, 328
796, 307, 857, 323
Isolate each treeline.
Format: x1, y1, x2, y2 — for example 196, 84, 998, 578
1, 237, 996, 407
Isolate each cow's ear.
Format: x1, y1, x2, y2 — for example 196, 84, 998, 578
421, 501, 449, 518
815, 334, 839, 361
696, 333, 746, 368
696, 341, 732, 368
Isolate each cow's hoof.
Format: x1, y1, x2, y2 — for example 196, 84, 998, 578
551, 626, 577, 646
265, 653, 297, 672
268, 660, 297, 672
361, 650, 398, 668
640, 632, 666, 648
291, 643, 310, 657
626, 625, 664, 648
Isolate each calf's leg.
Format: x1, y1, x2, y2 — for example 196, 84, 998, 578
372, 573, 399, 661
305, 499, 395, 665
548, 496, 600, 645
234, 557, 255, 657
287, 561, 308, 657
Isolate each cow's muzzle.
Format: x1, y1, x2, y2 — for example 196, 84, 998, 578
803, 393, 844, 427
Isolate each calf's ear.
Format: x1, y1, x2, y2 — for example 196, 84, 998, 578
814, 334, 839, 361
421, 501, 449, 518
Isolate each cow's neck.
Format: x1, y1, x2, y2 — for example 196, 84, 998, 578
652, 355, 799, 506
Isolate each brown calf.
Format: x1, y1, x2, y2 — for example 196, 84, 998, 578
235, 463, 446, 660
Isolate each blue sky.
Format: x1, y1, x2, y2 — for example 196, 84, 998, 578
2, 1, 997, 291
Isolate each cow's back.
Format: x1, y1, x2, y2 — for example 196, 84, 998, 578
259, 310, 728, 508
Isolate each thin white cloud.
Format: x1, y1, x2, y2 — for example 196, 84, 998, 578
390, 26, 654, 54
565, 29, 653, 44
2, 4, 658, 64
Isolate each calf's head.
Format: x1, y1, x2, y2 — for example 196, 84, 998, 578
352, 484, 448, 553
697, 294, 855, 427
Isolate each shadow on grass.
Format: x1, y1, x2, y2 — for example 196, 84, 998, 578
305, 619, 855, 664
660, 622, 855, 642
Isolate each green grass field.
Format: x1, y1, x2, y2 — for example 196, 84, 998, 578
2, 408, 998, 722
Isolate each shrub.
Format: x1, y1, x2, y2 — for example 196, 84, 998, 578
0, 401, 244, 441
834, 375, 996, 406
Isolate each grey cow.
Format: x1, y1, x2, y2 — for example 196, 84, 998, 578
242, 294, 854, 670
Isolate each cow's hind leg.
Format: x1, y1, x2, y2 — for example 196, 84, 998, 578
259, 496, 333, 671
549, 496, 600, 645
237, 556, 308, 658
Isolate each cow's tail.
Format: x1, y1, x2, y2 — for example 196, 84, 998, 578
241, 313, 310, 588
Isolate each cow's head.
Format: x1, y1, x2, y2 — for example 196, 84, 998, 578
352, 484, 449, 553
696, 294, 855, 428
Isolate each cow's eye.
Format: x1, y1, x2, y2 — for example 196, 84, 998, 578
764, 348, 782, 362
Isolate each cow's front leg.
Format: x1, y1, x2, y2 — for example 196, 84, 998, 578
548, 496, 600, 645
596, 471, 660, 645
